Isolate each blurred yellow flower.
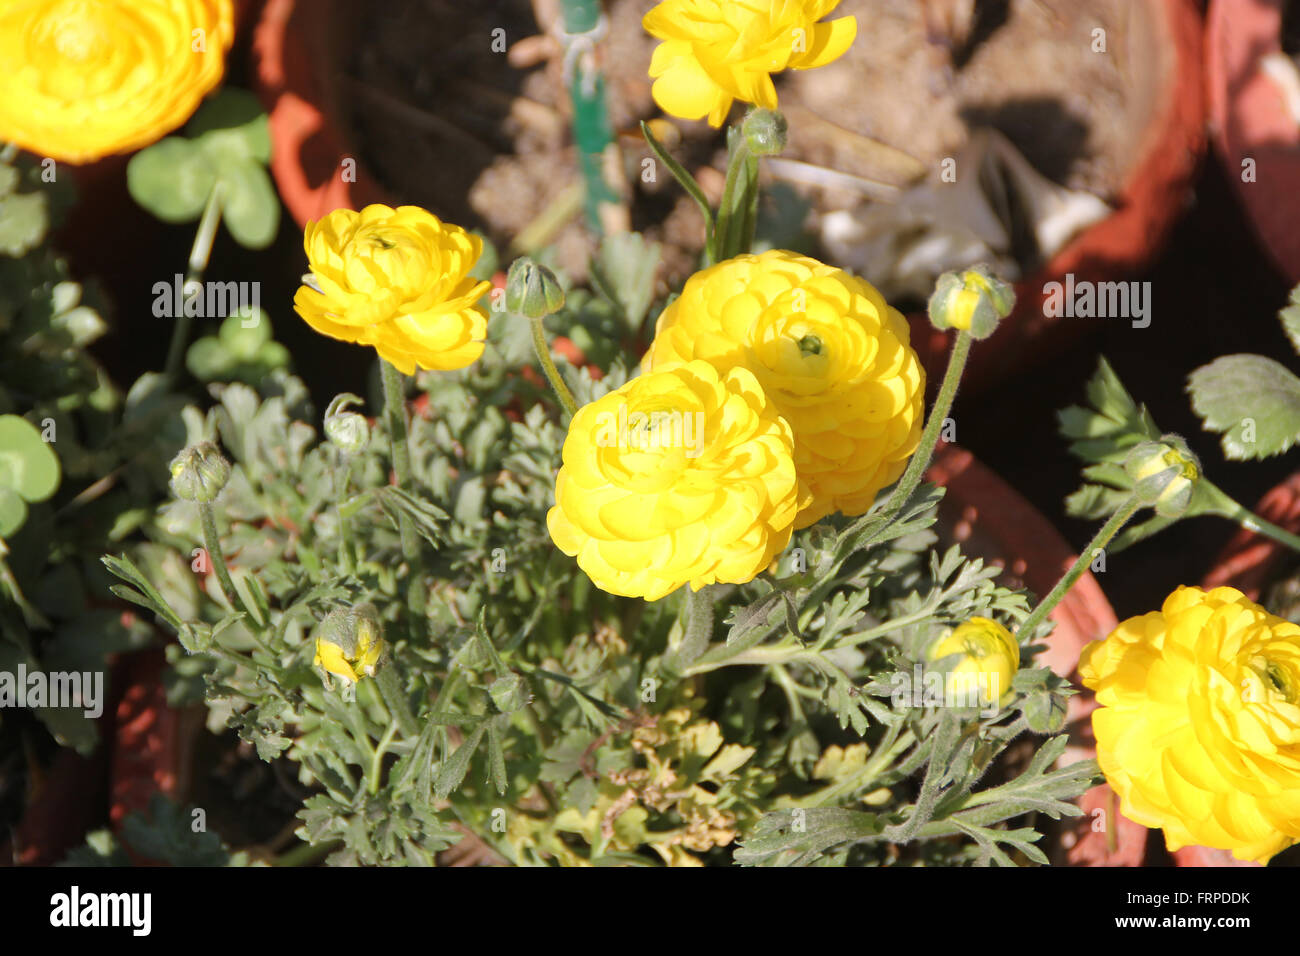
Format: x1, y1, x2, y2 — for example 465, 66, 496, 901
642, 0, 857, 126
644, 250, 924, 528
547, 360, 799, 600
1080, 586, 1300, 864
0, 0, 234, 163
294, 205, 491, 375
929, 617, 1019, 706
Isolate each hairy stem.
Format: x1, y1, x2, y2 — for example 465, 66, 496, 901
163, 182, 224, 383
528, 315, 579, 416
380, 360, 427, 630
1016, 498, 1142, 640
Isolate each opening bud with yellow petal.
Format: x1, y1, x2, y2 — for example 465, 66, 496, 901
313, 603, 385, 685
506, 257, 566, 319
928, 616, 1020, 707
1124, 435, 1199, 518
927, 265, 1016, 339
324, 393, 370, 457
168, 441, 231, 503
742, 109, 787, 157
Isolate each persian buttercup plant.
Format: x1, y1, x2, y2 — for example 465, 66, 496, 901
106, 1, 1220, 868
0, 0, 234, 162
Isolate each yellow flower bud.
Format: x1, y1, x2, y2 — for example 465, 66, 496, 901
0, 0, 234, 163
642, 0, 856, 127
1080, 586, 1300, 864
928, 617, 1020, 706
927, 265, 1016, 339
644, 250, 924, 528
1124, 436, 1199, 518
293, 205, 491, 375
313, 604, 384, 684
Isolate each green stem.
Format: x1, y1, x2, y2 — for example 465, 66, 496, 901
639, 121, 715, 262
528, 315, 579, 416
713, 131, 756, 260
0, 551, 50, 630
273, 838, 341, 867
336, 455, 357, 576
837, 330, 973, 551
163, 183, 223, 383
368, 719, 400, 794
379, 359, 427, 628
1016, 498, 1142, 641
1201, 481, 1300, 554
199, 502, 247, 619
884, 331, 971, 517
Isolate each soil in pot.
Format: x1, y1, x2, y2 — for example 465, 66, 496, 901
333, 0, 1160, 302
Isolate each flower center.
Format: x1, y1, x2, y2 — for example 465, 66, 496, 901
797, 333, 822, 356
1251, 655, 1298, 703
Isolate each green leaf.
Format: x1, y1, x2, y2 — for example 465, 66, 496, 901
1187, 354, 1300, 459
485, 715, 508, 796
127, 137, 216, 222
434, 722, 487, 800
639, 121, 714, 247
0, 415, 60, 502
0, 188, 49, 256
189, 88, 272, 166
218, 161, 280, 249
1279, 283, 1300, 357
0, 487, 27, 537
588, 232, 661, 332
735, 808, 883, 867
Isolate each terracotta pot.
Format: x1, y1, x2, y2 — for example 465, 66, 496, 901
109, 650, 191, 827
926, 444, 1149, 865
0, 746, 108, 867
0, 642, 181, 866
910, 0, 1206, 393
1206, 0, 1300, 283
254, 0, 391, 227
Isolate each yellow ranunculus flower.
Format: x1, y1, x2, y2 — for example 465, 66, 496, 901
642, 0, 856, 127
0, 0, 234, 163
547, 360, 799, 601
1080, 586, 1300, 864
293, 205, 491, 375
644, 251, 925, 528
929, 617, 1019, 706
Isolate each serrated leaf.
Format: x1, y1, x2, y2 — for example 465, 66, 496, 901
1187, 354, 1300, 459
735, 808, 883, 867
434, 722, 487, 800
1280, 283, 1300, 357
